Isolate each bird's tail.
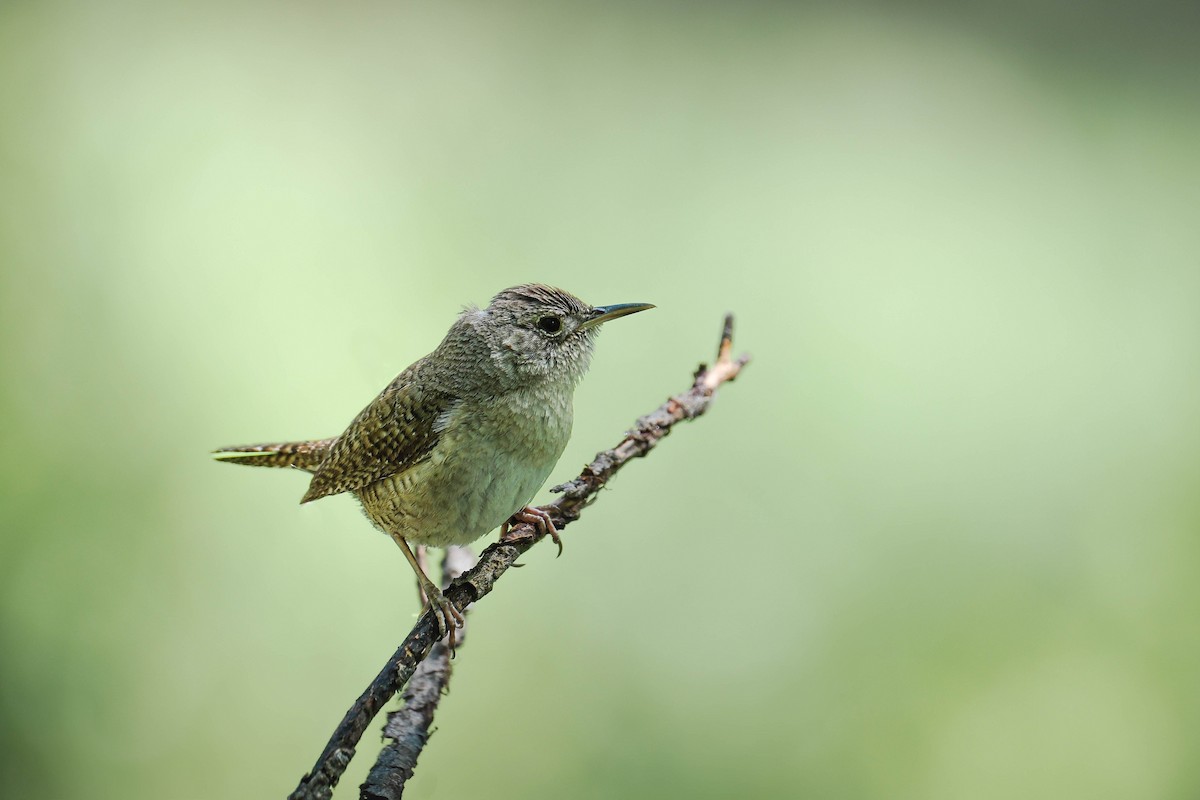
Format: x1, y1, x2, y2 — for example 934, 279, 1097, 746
212, 438, 335, 472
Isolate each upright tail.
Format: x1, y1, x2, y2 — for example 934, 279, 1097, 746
212, 438, 335, 472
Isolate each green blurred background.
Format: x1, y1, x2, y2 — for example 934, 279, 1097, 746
2, 1, 1198, 797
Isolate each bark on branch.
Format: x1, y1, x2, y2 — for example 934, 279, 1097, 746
286, 315, 751, 800
359, 546, 476, 800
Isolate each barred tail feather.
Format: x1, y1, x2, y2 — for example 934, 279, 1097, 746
212, 438, 334, 471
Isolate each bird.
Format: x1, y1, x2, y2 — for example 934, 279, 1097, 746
214, 284, 654, 646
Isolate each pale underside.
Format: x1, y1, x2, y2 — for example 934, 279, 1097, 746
354, 383, 574, 547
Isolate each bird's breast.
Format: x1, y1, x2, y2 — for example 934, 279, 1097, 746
358, 383, 575, 547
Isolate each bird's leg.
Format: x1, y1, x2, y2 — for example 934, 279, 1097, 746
390, 534, 464, 651
500, 506, 563, 557
414, 544, 431, 607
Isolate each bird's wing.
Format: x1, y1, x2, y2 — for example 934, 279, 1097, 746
300, 358, 458, 504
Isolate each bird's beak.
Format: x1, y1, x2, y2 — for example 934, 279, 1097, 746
579, 302, 655, 331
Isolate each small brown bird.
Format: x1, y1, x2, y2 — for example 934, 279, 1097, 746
215, 284, 653, 644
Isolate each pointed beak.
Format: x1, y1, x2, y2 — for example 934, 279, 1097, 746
579, 302, 655, 331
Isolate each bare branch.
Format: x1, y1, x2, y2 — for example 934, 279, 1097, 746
287, 315, 751, 800
359, 547, 476, 800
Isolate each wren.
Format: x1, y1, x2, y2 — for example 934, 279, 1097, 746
215, 284, 653, 645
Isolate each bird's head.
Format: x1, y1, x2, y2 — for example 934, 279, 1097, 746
475, 284, 654, 385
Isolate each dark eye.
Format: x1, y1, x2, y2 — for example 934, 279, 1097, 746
536, 315, 563, 335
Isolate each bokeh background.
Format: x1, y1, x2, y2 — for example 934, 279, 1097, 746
2, 2, 1198, 798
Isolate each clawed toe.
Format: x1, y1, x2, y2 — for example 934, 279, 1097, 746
500, 506, 562, 556
423, 585, 464, 654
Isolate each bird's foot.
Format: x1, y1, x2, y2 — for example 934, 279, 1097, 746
500, 506, 562, 557
422, 582, 465, 653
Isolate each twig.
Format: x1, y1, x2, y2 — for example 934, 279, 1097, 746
359, 546, 476, 800
287, 315, 750, 800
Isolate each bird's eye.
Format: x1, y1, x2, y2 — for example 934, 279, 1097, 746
536, 315, 563, 336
